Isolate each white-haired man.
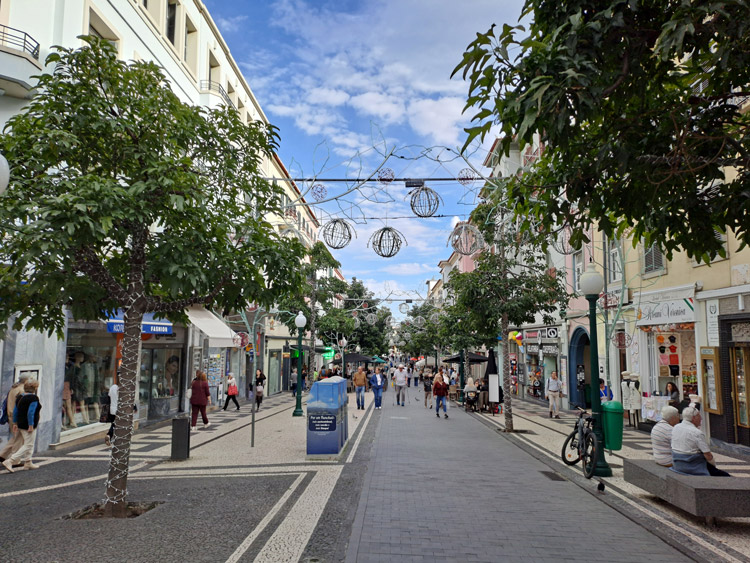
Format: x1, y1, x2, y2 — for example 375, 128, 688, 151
671, 406, 730, 476
650, 405, 680, 466
393, 364, 408, 407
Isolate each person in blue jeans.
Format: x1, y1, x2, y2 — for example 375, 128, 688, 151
369, 367, 385, 410
433, 374, 449, 419
353, 367, 368, 410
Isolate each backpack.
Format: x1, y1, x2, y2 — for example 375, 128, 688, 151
0, 391, 10, 425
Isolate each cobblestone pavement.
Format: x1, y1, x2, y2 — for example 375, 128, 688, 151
345, 389, 693, 563
472, 396, 750, 563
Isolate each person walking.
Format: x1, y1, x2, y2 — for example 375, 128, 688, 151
2, 379, 42, 472
254, 369, 266, 410
423, 369, 433, 408
545, 371, 562, 419
0, 374, 29, 465
393, 364, 408, 406
369, 368, 385, 410
433, 373, 448, 419
104, 380, 118, 447
190, 371, 211, 431
223, 372, 240, 411
353, 366, 367, 410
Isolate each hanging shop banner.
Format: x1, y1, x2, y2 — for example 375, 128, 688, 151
105, 310, 173, 334
636, 298, 695, 326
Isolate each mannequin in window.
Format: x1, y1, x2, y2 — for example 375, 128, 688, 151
64, 351, 90, 426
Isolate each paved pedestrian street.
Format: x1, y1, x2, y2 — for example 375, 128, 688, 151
1, 389, 748, 562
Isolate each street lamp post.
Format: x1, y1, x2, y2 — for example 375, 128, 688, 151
293, 311, 307, 417
579, 263, 613, 477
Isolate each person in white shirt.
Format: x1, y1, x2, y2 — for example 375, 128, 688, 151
105, 382, 119, 447
544, 371, 562, 419
650, 405, 679, 466
671, 406, 730, 476
393, 364, 408, 407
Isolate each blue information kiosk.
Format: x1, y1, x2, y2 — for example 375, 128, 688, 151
307, 376, 349, 459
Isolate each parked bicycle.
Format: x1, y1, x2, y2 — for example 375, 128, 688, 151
561, 406, 599, 479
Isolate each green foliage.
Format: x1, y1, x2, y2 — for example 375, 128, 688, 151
454, 0, 750, 261
0, 37, 305, 335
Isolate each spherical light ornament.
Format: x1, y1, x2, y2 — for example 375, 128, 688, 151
321, 219, 354, 249
414, 316, 425, 328
398, 303, 410, 314
377, 167, 395, 184
311, 183, 327, 201
362, 302, 368, 309
365, 313, 377, 325
0, 153, 9, 196
368, 226, 406, 258
449, 222, 485, 256
458, 168, 478, 186
351, 310, 358, 317
429, 312, 440, 323
409, 186, 443, 218
354, 317, 361, 329
398, 340, 406, 347
403, 332, 412, 342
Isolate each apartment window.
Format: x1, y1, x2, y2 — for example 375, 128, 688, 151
572, 249, 583, 292
166, 1, 177, 45
644, 244, 664, 274
607, 237, 622, 283
88, 10, 120, 53
184, 16, 198, 71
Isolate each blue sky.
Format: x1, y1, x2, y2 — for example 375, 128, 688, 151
206, 0, 524, 313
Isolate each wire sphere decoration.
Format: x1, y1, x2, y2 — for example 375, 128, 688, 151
365, 313, 377, 325
457, 168, 478, 186
353, 317, 361, 329
611, 331, 632, 349
362, 302, 368, 309
449, 221, 485, 256
368, 226, 407, 258
398, 340, 406, 347
398, 303, 410, 314
377, 167, 395, 184
414, 316, 425, 328
403, 332, 412, 342
311, 183, 327, 201
321, 219, 355, 250
351, 310, 358, 317
429, 312, 440, 323
551, 225, 576, 255
409, 186, 443, 218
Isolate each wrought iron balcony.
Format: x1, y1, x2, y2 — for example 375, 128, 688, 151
0, 24, 40, 60
199, 80, 235, 109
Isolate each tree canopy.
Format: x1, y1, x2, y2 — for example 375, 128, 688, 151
454, 0, 750, 263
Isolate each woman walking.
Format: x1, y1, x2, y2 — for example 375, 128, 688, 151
255, 369, 266, 410
2, 379, 42, 472
223, 372, 240, 411
433, 373, 448, 419
423, 369, 433, 408
190, 371, 211, 431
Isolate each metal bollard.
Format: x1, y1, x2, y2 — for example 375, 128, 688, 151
171, 416, 191, 460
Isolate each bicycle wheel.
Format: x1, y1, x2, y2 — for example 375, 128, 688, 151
561, 431, 580, 465
582, 431, 599, 479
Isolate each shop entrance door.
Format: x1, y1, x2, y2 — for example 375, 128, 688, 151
730, 347, 750, 430
139, 348, 183, 420
268, 351, 281, 396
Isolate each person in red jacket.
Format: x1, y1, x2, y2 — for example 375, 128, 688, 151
190, 371, 212, 431
433, 373, 449, 419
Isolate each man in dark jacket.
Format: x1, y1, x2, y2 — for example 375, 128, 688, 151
2, 379, 41, 472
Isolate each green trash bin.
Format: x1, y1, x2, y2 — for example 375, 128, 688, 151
601, 401, 624, 451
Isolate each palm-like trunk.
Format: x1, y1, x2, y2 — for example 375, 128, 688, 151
501, 313, 514, 431
104, 308, 142, 517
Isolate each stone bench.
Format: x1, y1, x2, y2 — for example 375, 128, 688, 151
623, 458, 750, 526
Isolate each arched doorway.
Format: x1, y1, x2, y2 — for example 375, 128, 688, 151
568, 327, 591, 409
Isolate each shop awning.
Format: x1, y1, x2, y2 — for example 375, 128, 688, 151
105, 310, 172, 334
185, 306, 237, 347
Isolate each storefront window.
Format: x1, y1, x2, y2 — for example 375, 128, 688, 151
140, 348, 182, 420
64, 330, 118, 430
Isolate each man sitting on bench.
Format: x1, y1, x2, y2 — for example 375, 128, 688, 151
671, 406, 730, 477
651, 405, 680, 467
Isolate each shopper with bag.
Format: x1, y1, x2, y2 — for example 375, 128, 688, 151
190, 371, 211, 431
255, 369, 266, 410
223, 372, 240, 411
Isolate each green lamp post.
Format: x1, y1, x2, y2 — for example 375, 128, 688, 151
293, 310, 307, 417
579, 263, 613, 477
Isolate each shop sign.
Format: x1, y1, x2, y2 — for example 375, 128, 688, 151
308, 413, 336, 432
282, 352, 291, 359
731, 323, 750, 343
636, 298, 695, 326
541, 344, 559, 355
323, 346, 335, 360
526, 343, 539, 354
706, 299, 720, 346
524, 327, 559, 340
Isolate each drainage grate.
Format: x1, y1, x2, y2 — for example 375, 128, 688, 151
539, 470, 565, 481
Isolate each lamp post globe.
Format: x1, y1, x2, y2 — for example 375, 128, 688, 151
293, 311, 307, 417
580, 264, 612, 477
0, 152, 9, 196
355, 345, 361, 353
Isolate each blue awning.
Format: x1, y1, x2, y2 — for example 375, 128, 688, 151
105, 310, 173, 334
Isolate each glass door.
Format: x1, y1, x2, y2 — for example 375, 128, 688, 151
732, 347, 749, 427
268, 351, 281, 395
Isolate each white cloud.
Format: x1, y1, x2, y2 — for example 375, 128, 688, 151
380, 262, 437, 276
214, 15, 248, 34
308, 87, 351, 106
349, 92, 406, 124
407, 97, 466, 147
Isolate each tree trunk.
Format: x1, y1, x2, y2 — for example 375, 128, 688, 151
501, 314, 514, 431
104, 308, 142, 517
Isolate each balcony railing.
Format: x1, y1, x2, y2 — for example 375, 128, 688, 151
199, 80, 235, 109
0, 24, 40, 60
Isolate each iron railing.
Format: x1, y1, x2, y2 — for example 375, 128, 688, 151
199, 80, 235, 109
0, 24, 40, 60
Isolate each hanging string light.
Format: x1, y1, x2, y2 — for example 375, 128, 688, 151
409, 185, 443, 217
449, 221, 485, 256
311, 183, 327, 201
368, 226, 406, 258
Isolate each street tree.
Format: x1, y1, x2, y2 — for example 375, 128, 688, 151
453, 0, 750, 263
446, 205, 569, 431
345, 278, 390, 356
0, 38, 305, 516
